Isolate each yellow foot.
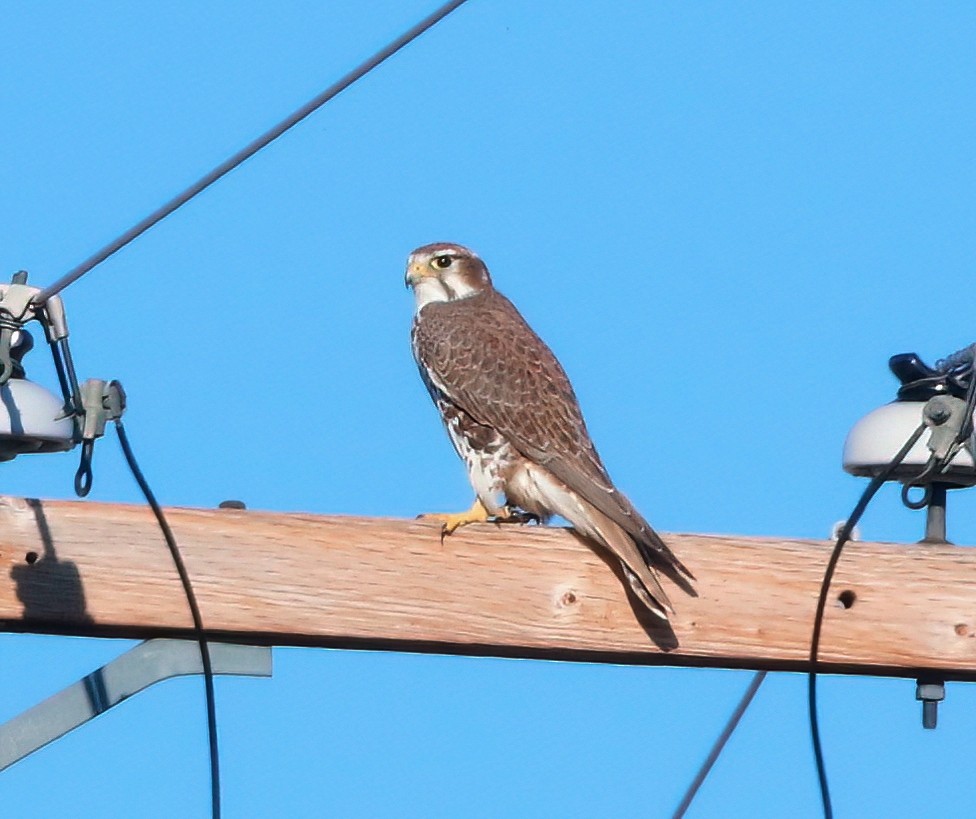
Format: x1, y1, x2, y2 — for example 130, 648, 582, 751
418, 498, 490, 536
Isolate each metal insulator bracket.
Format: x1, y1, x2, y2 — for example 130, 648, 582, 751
0, 272, 70, 388
921, 395, 970, 463
0, 639, 272, 771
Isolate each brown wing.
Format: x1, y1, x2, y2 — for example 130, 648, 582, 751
413, 289, 692, 579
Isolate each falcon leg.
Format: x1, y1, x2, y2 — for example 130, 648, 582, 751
418, 498, 491, 536
493, 507, 541, 526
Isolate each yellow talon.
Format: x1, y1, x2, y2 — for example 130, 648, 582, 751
419, 498, 490, 535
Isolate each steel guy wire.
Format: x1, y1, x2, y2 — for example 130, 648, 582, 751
32, 0, 471, 306
672, 671, 768, 819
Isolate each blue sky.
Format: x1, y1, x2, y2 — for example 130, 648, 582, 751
1, 2, 975, 816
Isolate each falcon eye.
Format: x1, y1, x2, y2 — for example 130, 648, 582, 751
433, 255, 453, 269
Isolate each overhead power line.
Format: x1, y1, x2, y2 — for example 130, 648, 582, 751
32, 0, 470, 306
115, 420, 222, 819
808, 421, 927, 819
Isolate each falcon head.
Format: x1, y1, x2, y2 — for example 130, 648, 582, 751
405, 243, 492, 309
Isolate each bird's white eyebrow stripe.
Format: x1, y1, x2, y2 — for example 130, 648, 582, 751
430, 247, 480, 260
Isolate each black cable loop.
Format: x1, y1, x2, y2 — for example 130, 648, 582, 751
900, 482, 931, 510
900, 449, 939, 511
809, 421, 927, 819
114, 420, 220, 819
899, 364, 976, 511
74, 440, 94, 497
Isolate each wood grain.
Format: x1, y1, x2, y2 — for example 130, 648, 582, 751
0, 496, 972, 678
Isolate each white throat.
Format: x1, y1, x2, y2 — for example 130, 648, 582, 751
412, 272, 481, 312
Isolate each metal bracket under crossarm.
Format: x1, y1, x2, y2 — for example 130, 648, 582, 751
0, 639, 272, 771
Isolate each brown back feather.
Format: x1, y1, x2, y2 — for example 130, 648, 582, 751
414, 289, 693, 580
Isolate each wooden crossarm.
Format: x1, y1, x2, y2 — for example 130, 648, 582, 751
0, 496, 972, 679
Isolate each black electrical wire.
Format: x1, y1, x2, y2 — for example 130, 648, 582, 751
935, 342, 976, 374
32, 0, 470, 306
672, 670, 768, 819
955, 357, 976, 454
115, 420, 221, 819
808, 422, 927, 819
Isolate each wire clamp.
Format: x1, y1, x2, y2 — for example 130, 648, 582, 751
921, 395, 970, 464
895, 393, 976, 542
74, 380, 127, 496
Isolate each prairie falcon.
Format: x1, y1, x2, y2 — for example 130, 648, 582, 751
406, 242, 693, 619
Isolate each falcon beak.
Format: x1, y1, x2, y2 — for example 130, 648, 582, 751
405, 262, 426, 289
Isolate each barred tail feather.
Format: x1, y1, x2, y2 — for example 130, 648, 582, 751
571, 501, 674, 618
508, 463, 675, 618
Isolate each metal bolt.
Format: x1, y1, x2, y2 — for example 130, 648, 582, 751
915, 679, 945, 729
924, 399, 952, 425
